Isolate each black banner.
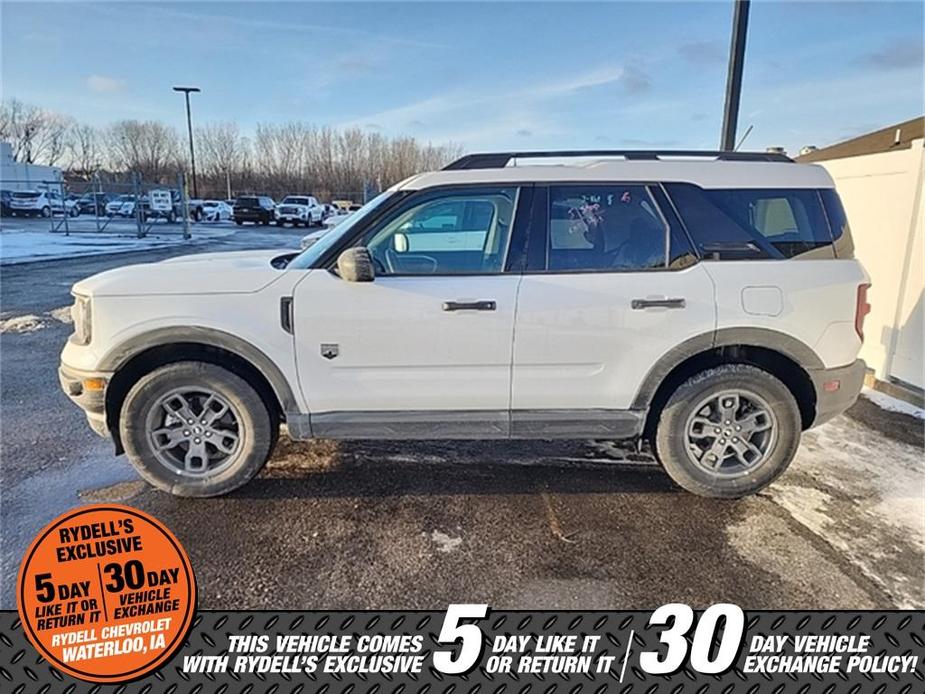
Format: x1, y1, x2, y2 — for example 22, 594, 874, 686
1, 608, 922, 691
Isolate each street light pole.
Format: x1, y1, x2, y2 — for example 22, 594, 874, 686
173, 86, 200, 198
720, 0, 750, 151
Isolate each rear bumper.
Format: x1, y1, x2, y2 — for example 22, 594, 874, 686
809, 359, 866, 427
58, 363, 111, 437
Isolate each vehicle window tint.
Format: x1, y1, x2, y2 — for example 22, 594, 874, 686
705, 188, 833, 258
663, 183, 776, 259
547, 185, 666, 271
364, 187, 517, 275
819, 188, 848, 240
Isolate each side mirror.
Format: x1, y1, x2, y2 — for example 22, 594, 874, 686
393, 232, 409, 253
337, 247, 375, 282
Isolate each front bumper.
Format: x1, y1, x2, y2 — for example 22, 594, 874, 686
809, 358, 866, 427
58, 363, 112, 437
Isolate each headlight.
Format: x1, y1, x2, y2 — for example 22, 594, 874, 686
71, 294, 92, 345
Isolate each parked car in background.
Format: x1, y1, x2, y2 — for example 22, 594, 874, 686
276, 195, 324, 227
300, 227, 331, 250
0, 190, 12, 217
117, 196, 138, 218
233, 195, 276, 225
202, 200, 233, 221
103, 195, 134, 217
8, 190, 78, 217
323, 209, 353, 227
77, 192, 114, 216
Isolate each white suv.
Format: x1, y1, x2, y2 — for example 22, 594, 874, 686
276, 195, 324, 227
9, 190, 78, 217
59, 150, 869, 498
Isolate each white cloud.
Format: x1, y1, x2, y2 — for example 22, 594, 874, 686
87, 75, 125, 93
340, 63, 643, 138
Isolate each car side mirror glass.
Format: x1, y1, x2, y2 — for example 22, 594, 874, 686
392, 232, 409, 253
337, 247, 375, 282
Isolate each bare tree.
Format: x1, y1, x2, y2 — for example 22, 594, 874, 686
107, 120, 181, 182
67, 123, 103, 179
0, 98, 72, 165
0, 99, 462, 199
197, 121, 247, 197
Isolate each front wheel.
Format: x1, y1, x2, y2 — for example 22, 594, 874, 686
40, 206, 51, 218
120, 362, 276, 497
654, 364, 801, 498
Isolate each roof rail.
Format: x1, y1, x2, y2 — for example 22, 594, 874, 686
442, 149, 793, 170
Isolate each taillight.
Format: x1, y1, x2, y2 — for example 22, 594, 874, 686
855, 283, 871, 340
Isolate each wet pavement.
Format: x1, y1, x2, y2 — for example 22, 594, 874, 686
2, 226, 922, 610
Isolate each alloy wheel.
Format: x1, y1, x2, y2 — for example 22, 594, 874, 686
684, 389, 777, 477
146, 388, 243, 476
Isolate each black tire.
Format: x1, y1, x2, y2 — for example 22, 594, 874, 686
120, 361, 275, 497
234, 219, 243, 225
41, 206, 51, 218
654, 364, 801, 498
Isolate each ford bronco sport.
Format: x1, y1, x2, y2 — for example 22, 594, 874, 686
59, 150, 868, 498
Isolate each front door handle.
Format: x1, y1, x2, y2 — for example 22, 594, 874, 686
442, 300, 497, 312
631, 297, 686, 310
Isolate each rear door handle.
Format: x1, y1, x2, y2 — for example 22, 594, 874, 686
631, 298, 686, 310
442, 300, 497, 312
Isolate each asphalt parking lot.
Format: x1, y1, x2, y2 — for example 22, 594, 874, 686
2, 220, 923, 611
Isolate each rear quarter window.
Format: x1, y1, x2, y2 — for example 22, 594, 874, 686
665, 183, 837, 260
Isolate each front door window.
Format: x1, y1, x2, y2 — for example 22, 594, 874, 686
364, 187, 518, 275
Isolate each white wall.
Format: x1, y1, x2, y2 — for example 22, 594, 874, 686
0, 140, 63, 191
818, 139, 924, 390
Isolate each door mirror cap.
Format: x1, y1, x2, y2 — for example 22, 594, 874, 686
337, 247, 375, 282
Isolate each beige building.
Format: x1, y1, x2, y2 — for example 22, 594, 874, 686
799, 117, 924, 395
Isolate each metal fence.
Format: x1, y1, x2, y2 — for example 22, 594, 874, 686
1, 172, 207, 239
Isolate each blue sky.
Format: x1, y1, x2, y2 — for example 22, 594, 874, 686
2, 1, 923, 154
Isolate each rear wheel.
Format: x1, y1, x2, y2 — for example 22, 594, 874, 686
120, 362, 275, 497
654, 364, 801, 498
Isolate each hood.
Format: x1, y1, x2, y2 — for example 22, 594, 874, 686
73, 249, 292, 297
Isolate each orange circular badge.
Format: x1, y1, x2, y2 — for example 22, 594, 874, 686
17, 504, 196, 683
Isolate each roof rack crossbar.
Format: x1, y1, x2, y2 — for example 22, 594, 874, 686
443, 149, 793, 170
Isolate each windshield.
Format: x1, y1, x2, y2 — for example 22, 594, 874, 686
288, 191, 396, 270
12, 192, 39, 199
282, 197, 308, 205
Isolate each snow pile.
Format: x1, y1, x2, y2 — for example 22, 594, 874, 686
861, 388, 924, 420
0, 228, 235, 264
0, 314, 47, 333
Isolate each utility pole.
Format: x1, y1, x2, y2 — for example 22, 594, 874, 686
173, 86, 201, 198
720, 0, 750, 150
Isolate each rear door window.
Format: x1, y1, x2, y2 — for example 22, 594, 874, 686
547, 184, 667, 271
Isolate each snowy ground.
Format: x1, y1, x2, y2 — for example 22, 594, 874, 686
746, 388, 924, 608
0, 221, 237, 264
